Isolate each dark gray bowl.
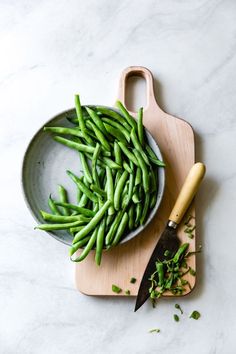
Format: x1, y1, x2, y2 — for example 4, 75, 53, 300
22, 106, 165, 246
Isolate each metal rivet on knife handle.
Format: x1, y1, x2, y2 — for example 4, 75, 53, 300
168, 162, 206, 225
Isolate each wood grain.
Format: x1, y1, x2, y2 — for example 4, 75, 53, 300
75, 66, 196, 296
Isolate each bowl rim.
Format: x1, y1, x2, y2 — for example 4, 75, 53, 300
21, 105, 165, 246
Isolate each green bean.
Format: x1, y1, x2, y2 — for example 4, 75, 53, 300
149, 155, 166, 167
85, 106, 108, 135
73, 200, 111, 244
135, 202, 142, 227
95, 106, 130, 130
105, 210, 124, 245
40, 211, 90, 223
102, 156, 121, 170
137, 107, 144, 146
70, 225, 84, 233
36, 220, 84, 231
53, 136, 110, 156
90, 184, 107, 198
98, 168, 106, 188
150, 167, 157, 193
79, 152, 92, 184
106, 214, 114, 227
91, 143, 101, 187
130, 129, 150, 165
69, 235, 91, 256
150, 192, 157, 209
71, 227, 98, 262
114, 170, 122, 188
127, 172, 135, 203
117, 142, 139, 167
44, 126, 84, 138
78, 194, 88, 207
67, 170, 98, 203
114, 170, 129, 210
48, 195, 61, 215
112, 212, 128, 246
103, 122, 127, 143
75, 94, 85, 129
128, 204, 135, 230
58, 185, 69, 215
106, 167, 115, 215
85, 150, 118, 170
77, 186, 82, 204
121, 181, 129, 208
173, 243, 189, 263
156, 262, 164, 287
133, 149, 149, 192
116, 101, 137, 131
145, 144, 165, 167
54, 202, 95, 217
71, 211, 79, 216
95, 217, 106, 265
132, 187, 141, 204
135, 167, 142, 186
123, 161, 132, 174
140, 193, 150, 225
114, 141, 122, 166
86, 120, 111, 152
102, 118, 130, 142
75, 95, 93, 144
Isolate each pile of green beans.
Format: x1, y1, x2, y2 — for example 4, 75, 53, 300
36, 95, 165, 265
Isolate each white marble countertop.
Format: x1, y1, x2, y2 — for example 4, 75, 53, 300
1, 1, 236, 353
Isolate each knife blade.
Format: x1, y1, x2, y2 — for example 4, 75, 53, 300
134, 162, 205, 312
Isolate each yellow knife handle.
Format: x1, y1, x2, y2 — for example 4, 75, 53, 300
169, 162, 206, 225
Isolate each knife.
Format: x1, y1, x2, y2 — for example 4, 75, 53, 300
134, 162, 206, 312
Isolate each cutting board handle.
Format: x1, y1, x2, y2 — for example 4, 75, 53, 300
116, 66, 162, 115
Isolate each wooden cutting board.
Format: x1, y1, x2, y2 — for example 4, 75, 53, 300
75, 66, 196, 296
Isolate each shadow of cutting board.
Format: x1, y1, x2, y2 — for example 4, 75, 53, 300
75, 66, 196, 296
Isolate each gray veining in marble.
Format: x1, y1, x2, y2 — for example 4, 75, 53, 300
0, 1, 236, 353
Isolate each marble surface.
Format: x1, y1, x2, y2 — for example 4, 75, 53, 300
0, 0, 236, 353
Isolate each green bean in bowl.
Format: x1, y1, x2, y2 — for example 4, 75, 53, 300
35, 95, 165, 265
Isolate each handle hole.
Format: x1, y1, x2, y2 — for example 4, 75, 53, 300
125, 76, 147, 113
